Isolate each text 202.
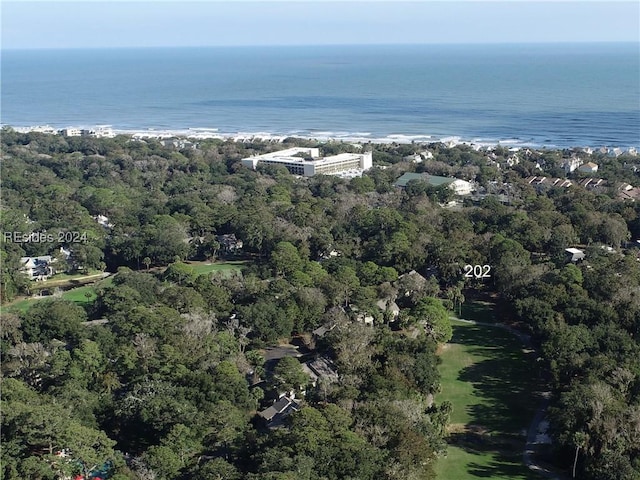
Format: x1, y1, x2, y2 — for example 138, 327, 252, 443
463, 265, 491, 279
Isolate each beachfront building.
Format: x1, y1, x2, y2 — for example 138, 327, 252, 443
81, 127, 115, 138
59, 128, 82, 137
58, 126, 115, 138
241, 147, 373, 177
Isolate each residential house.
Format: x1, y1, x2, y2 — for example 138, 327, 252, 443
396, 270, 429, 297
578, 178, 607, 191
257, 395, 302, 428
526, 176, 573, 192
578, 162, 599, 173
355, 312, 375, 326
607, 148, 623, 158
93, 214, 114, 228
319, 249, 340, 260
562, 157, 582, 174
505, 155, 520, 167
20, 256, 54, 280
302, 356, 339, 386
216, 234, 243, 253
403, 151, 434, 163
403, 154, 423, 163
348, 305, 375, 326
376, 297, 400, 321
565, 248, 585, 263
617, 183, 640, 201
160, 139, 198, 149
306, 322, 337, 350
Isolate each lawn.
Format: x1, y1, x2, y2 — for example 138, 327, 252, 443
61, 285, 98, 304
435, 445, 541, 480
3, 276, 113, 313
3, 297, 39, 313
186, 260, 246, 276
460, 299, 498, 324
435, 318, 544, 480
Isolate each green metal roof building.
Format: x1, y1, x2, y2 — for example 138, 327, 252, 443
394, 172, 474, 195
394, 172, 456, 188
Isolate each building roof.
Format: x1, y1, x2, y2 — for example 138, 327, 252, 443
306, 356, 339, 382
376, 298, 400, 314
312, 323, 336, 338
394, 172, 425, 187
526, 176, 573, 188
579, 162, 598, 170
20, 255, 53, 267
399, 269, 427, 282
565, 248, 584, 254
394, 172, 458, 188
258, 396, 301, 423
578, 178, 606, 189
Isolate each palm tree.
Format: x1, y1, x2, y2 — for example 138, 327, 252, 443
446, 283, 465, 316
572, 431, 588, 478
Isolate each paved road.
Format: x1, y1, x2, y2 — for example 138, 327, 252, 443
451, 317, 565, 479
523, 395, 565, 480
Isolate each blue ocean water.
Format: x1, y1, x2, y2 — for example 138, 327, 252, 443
2, 43, 639, 147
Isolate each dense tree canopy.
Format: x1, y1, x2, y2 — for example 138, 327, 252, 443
1, 130, 639, 479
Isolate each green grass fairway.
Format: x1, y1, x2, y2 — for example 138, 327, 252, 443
61, 285, 98, 304
435, 445, 540, 480
3, 276, 113, 313
436, 319, 543, 479
187, 260, 246, 276
3, 297, 38, 313
460, 299, 497, 324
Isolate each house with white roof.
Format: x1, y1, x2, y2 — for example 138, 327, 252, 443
565, 248, 585, 263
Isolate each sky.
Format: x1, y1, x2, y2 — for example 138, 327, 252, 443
1, 1, 639, 49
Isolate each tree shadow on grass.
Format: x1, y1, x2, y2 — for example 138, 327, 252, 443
447, 323, 545, 478
460, 300, 497, 324
468, 459, 542, 479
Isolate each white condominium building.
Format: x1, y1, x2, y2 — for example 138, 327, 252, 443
241, 147, 373, 177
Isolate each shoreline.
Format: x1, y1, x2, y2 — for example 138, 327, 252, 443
3, 124, 639, 152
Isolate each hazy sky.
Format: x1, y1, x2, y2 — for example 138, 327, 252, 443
2, 1, 639, 49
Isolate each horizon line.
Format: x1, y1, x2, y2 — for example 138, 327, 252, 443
3, 40, 639, 51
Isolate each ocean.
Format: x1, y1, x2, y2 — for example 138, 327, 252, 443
2, 43, 639, 147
